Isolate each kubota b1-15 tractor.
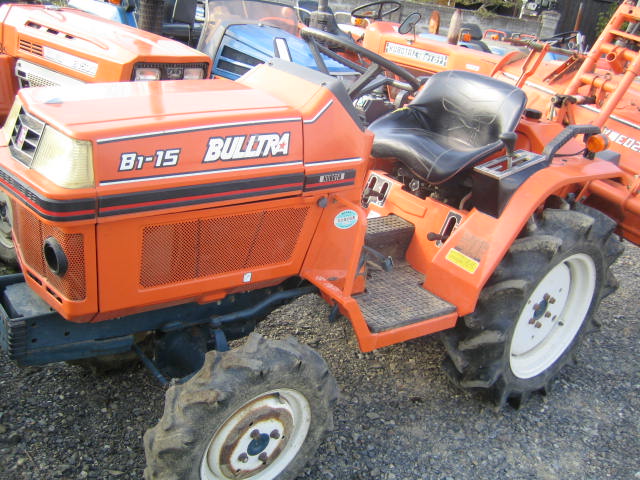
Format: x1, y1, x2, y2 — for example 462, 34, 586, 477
0, 2, 638, 479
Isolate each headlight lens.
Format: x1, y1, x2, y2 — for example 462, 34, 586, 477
134, 67, 161, 81
183, 67, 205, 80
31, 126, 94, 189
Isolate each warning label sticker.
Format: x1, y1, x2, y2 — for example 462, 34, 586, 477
445, 248, 479, 274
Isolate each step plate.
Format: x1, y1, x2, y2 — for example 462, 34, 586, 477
366, 215, 415, 261
355, 264, 456, 333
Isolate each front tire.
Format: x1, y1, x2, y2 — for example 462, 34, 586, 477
0, 192, 18, 267
442, 204, 623, 407
144, 333, 338, 480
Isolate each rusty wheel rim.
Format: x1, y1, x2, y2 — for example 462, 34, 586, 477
200, 389, 311, 479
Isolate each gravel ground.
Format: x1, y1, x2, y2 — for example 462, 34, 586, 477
1, 242, 639, 480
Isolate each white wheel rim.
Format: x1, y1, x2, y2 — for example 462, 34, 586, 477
510, 253, 596, 379
200, 389, 311, 480
0, 192, 14, 250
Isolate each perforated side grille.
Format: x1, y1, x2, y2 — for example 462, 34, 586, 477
140, 207, 309, 288
13, 203, 86, 301
18, 70, 56, 87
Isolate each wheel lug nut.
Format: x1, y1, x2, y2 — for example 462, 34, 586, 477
528, 317, 536, 325
270, 429, 280, 439
544, 312, 551, 318
258, 452, 268, 463
238, 453, 248, 463
533, 303, 542, 311
549, 297, 556, 304
535, 321, 542, 328
543, 293, 550, 301
250, 429, 260, 439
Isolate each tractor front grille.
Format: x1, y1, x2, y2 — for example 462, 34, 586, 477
8, 107, 45, 167
12, 202, 86, 301
15, 59, 85, 89
214, 45, 262, 79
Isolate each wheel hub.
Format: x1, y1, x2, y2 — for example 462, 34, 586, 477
509, 253, 597, 379
201, 389, 311, 480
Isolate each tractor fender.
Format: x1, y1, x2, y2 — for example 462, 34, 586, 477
423, 157, 622, 316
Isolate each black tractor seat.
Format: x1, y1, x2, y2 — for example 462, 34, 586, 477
368, 70, 528, 184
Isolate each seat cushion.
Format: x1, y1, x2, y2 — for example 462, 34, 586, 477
370, 107, 503, 184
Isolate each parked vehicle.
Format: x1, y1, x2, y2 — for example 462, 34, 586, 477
0, 2, 212, 263
67, 0, 206, 46
0, 2, 638, 479
195, 0, 357, 79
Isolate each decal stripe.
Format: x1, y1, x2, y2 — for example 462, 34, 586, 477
0, 169, 304, 221
97, 118, 302, 144
99, 174, 304, 216
304, 101, 333, 124
0, 169, 96, 221
306, 157, 362, 167
100, 160, 304, 186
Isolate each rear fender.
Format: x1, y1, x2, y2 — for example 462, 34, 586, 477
424, 157, 623, 316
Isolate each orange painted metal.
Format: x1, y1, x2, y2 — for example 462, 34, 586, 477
0, 3, 211, 121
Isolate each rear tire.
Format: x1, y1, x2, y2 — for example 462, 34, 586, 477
442, 204, 623, 407
144, 333, 338, 480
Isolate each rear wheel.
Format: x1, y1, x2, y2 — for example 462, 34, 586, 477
442, 204, 623, 407
144, 333, 338, 480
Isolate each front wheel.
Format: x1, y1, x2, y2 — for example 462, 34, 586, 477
442, 204, 623, 407
0, 191, 17, 267
144, 333, 338, 480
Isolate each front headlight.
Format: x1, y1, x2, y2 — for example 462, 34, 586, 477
31, 126, 94, 189
134, 67, 161, 81
183, 67, 205, 80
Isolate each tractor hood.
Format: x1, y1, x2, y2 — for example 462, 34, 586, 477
2, 59, 369, 227
20, 78, 299, 138
7, 78, 304, 207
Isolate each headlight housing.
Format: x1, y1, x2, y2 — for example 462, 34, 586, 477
183, 67, 206, 80
132, 62, 208, 81
134, 66, 162, 81
31, 126, 94, 189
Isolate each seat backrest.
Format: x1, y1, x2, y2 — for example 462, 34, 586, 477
409, 70, 527, 148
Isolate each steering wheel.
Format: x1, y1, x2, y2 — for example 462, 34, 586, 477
299, 26, 421, 100
351, 1, 401, 20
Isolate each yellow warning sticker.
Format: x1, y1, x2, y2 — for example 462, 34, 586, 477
446, 248, 479, 274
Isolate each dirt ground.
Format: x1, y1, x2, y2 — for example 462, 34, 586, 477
0, 242, 638, 479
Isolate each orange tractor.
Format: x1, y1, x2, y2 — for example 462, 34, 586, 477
0, 2, 637, 480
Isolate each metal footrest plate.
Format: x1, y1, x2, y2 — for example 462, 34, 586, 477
355, 264, 455, 333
